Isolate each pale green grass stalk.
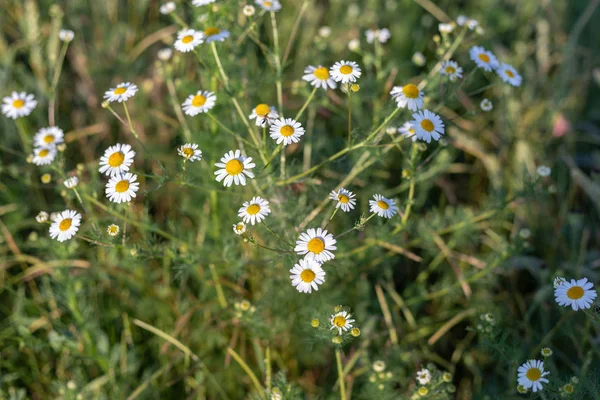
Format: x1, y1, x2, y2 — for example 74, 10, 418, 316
48, 39, 69, 126
335, 349, 346, 400
227, 348, 266, 399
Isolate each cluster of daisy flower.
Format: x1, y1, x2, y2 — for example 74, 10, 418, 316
411, 365, 454, 399
367, 360, 393, 391
311, 305, 360, 344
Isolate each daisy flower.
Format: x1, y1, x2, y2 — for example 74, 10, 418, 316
32, 146, 57, 166
517, 360, 549, 393
243, 5, 256, 16
249, 103, 279, 127
2, 92, 37, 119
49, 210, 82, 242
302, 65, 337, 90
330, 311, 355, 335
34, 126, 64, 147
290, 258, 326, 294
416, 368, 432, 385
99, 143, 136, 176
365, 28, 391, 44
329, 188, 356, 212
537, 165, 551, 177
64, 176, 79, 189
105, 173, 140, 204
294, 228, 337, 263
36, 211, 49, 223
457, 15, 478, 30
398, 122, 417, 142
469, 46, 499, 72
255, 0, 281, 12
159, 2, 176, 14
496, 63, 522, 87
174, 29, 204, 52
182, 90, 216, 116
107, 224, 120, 236
192, 0, 215, 6
372, 361, 386, 372
214, 149, 255, 187
177, 143, 202, 162
330, 60, 362, 83
270, 118, 305, 146
158, 48, 173, 61
203, 27, 230, 43
104, 82, 138, 103
238, 196, 271, 225
369, 194, 398, 219
58, 29, 75, 42
410, 109, 445, 143
480, 98, 493, 111
438, 23, 454, 33
440, 60, 463, 81
553, 276, 566, 288
233, 222, 247, 235
554, 277, 597, 311
390, 83, 424, 111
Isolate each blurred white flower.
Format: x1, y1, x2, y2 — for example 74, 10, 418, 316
58, 29, 75, 42
480, 98, 493, 111
536, 165, 551, 177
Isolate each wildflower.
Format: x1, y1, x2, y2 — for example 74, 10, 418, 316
536, 165, 551, 177
390, 83, 424, 111
214, 149, 255, 187
318, 26, 332, 38
470, 46, 499, 72
373, 361, 386, 372
330, 310, 355, 335
270, 118, 305, 146
157, 48, 173, 61
270, 388, 282, 400
311, 318, 319, 327
182, 90, 216, 116
480, 98, 493, 111
105, 173, 140, 204
36, 211, 49, 223
233, 222, 247, 235
159, 2, 176, 14
350, 84, 360, 92
99, 143, 136, 177
174, 29, 204, 52
332, 336, 343, 344
416, 368, 431, 385
107, 224, 120, 236
330, 60, 362, 83
2, 92, 37, 119
58, 29, 75, 42
192, 0, 215, 6
243, 5, 256, 16
554, 277, 597, 311
397, 122, 417, 142
303, 65, 337, 90
484, 313, 495, 324
238, 196, 271, 225
348, 39, 360, 52
369, 194, 398, 218
41, 173, 52, 184
249, 103, 279, 127
411, 109, 445, 143
412, 52, 426, 66
457, 15, 478, 30
438, 23, 454, 33
517, 359, 549, 393
64, 177, 79, 189
104, 82, 138, 104
571, 377, 579, 384
49, 210, 82, 242
32, 146, 57, 166
329, 188, 356, 212
255, 0, 281, 12
541, 348, 553, 357
203, 27, 230, 43
496, 63, 522, 87
563, 383, 574, 394
553, 276, 566, 288
517, 384, 528, 394
351, 327, 361, 337
239, 300, 251, 311
295, 228, 337, 263
365, 28, 391, 44
289, 257, 326, 293
442, 372, 452, 382
440, 60, 463, 81
34, 126, 64, 147
519, 228, 531, 239
177, 143, 202, 162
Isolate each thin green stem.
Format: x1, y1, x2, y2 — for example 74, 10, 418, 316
335, 349, 346, 400
270, 11, 283, 113
261, 221, 293, 247
122, 102, 140, 140
347, 92, 352, 146
324, 207, 339, 230
295, 86, 318, 121
49, 40, 69, 126
15, 119, 31, 152
209, 263, 228, 309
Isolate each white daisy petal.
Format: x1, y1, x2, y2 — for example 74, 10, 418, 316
302, 65, 337, 90
469, 46, 499, 72
294, 228, 337, 263
182, 90, 216, 116
103, 82, 138, 103
369, 194, 398, 219
2, 91, 37, 119
174, 29, 204, 52
330, 60, 362, 84
105, 172, 140, 204
249, 103, 280, 127
329, 188, 356, 212
49, 209, 82, 242
238, 196, 271, 225
410, 109, 445, 143
98, 143, 136, 177
214, 149, 255, 187
390, 83, 424, 111
177, 143, 203, 162
289, 258, 326, 293
329, 311, 354, 335
269, 118, 305, 146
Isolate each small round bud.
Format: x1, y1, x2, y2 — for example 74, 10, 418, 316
66, 380, 76, 390
350, 327, 361, 337
372, 360, 386, 372
101, 100, 110, 108
541, 347, 553, 357
311, 318, 320, 328
350, 84, 360, 92
442, 372, 452, 382
348, 39, 360, 52
418, 387, 429, 396
334, 305, 342, 313
107, 224, 120, 236
36, 211, 49, 223
240, 300, 251, 311
41, 173, 52, 184
56, 143, 67, 152
332, 336, 342, 344
242, 5, 255, 17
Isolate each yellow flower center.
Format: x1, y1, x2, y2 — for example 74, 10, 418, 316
567, 286, 584, 300
445, 66, 456, 74
280, 125, 294, 137
377, 200, 389, 210
526, 368, 541, 381
182, 147, 195, 158
339, 65, 353, 75
59, 218, 72, 231
506, 69, 514, 77
225, 159, 244, 175
12, 99, 25, 108
300, 269, 316, 282
204, 27, 220, 37
182, 35, 194, 44
255, 103, 270, 116
564, 385, 574, 393
192, 94, 207, 107
43, 134, 55, 144
115, 180, 130, 193
478, 53, 490, 63
236, 224, 244, 231
108, 226, 118, 234
333, 315, 346, 328
421, 119, 434, 132
337, 194, 349, 204
314, 67, 330, 80
409, 128, 415, 134
246, 204, 260, 215
264, 1, 272, 6
108, 151, 125, 167
114, 87, 127, 95
307, 237, 325, 254
38, 149, 49, 157
402, 84, 419, 99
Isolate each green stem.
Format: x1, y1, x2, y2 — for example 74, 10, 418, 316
15, 119, 31, 153
335, 349, 346, 400
347, 92, 352, 146
48, 40, 69, 126
122, 102, 140, 140
270, 11, 283, 113
261, 221, 293, 247
209, 263, 227, 309
324, 207, 339, 230
295, 86, 317, 121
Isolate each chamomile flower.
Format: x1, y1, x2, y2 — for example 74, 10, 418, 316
99, 143, 136, 176
105, 173, 140, 204
192, 0, 215, 6
157, 48, 173, 61
177, 143, 202, 162
410, 109, 445, 143
369, 194, 398, 219
294, 228, 337, 263
480, 98, 493, 111
457, 15, 478, 30
348, 39, 360, 52
203, 27, 230, 43
107, 224, 120, 236
440, 60, 463, 81
2, 92, 37, 119
469, 46, 499, 72
330, 60, 362, 83
541, 348, 553, 357
233, 222, 247, 235
302, 65, 337, 90
249, 103, 279, 127
104, 82, 138, 103
58, 29, 75, 42
330, 311, 355, 335
34, 126, 64, 147
496, 63, 522, 87
32, 146, 57, 166
159, 2, 176, 14
553, 276, 566, 288
365, 28, 391, 44
554, 277, 597, 311
64, 177, 79, 189
238, 196, 271, 225
255, 0, 281, 12
214, 149, 255, 187
398, 122, 417, 142
390, 83, 424, 111
182, 90, 216, 116
517, 360, 549, 393
36, 211, 49, 223
289, 258, 326, 293
270, 118, 305, 146
49, 210, 81, 242
373, 361, 386, 372
243, 5, 255, 16
416, 369, 432, 385
174, 29, 204, 52
537, 165, 551, 177
329, 188, 356, 212
438, 23, 454, 33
